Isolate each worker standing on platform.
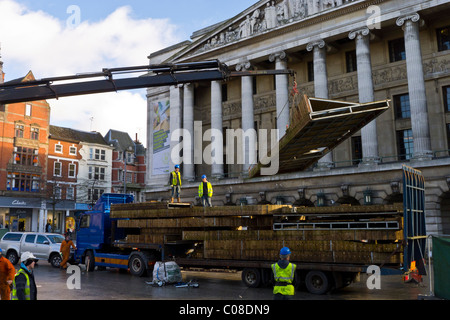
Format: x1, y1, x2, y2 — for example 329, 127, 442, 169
272, 247, 297, 300
0, 248, 16, 300
169, 165, 182, 203
198, 175, 213, 207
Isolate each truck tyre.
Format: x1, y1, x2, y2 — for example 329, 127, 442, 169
129, 253, 147, 277
305, 270, 330, 295
50, 253, 62, 268
85, 251, 95, 272
6, 250, 19, 265
241, 268, 261, 288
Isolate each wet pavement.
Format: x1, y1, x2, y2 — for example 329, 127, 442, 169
27, 262, 430, 301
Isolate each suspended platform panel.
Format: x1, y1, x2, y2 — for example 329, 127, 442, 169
249, 95, 390, 178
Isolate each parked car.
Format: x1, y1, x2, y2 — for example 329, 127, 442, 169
0, 232, 75, 268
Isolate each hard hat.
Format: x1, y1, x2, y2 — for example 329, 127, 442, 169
21, 252, 38, 263
280, 247, 291, 256
201, 175, 207, 179
175, 165, 180, 169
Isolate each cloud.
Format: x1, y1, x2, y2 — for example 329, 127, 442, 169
0, 0, 183, 145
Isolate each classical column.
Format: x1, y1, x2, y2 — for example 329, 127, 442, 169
269, 51, 290, 139
169, 85, 183, 170
211, 80, 224, 179
183, 83, 195, 181
397, 13, 432, 160
237, 61, 255, 177
307, 40, 333, 168
349, 27, 379, 165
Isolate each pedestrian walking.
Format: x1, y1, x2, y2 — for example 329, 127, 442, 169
169, 164, 182, 203
198, 175, 213, 207
0, 248, 16, 300
11, 252, 38, 300
60, 233, 77, 269
271, 247, 297, 300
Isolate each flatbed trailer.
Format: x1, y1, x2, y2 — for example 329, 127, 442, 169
74, 166, 426, 295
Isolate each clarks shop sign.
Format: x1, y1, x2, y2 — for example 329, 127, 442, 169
0, 197, 41, 208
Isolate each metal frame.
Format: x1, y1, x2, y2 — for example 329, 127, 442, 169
402, 165, 427, 275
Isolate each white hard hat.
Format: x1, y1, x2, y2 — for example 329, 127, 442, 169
21, 252, 38, 263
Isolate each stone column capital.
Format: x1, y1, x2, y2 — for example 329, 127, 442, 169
236, 61, 253, 72
396, 13, 420, 27
269, 51, 287, 63
306, 40, 326, 52
348, 27, 371, 40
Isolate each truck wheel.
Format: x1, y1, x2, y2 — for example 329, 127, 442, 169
305, 271, 330, 295
85, 251, 95, 272
50, 253, 62, 268
129, 254, 147, 277
241, 268, 261, 288
6, 250, 19, 265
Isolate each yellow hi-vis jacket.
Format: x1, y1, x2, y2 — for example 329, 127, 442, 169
198, 182, 213, 198
271, 262, 296, 296
11, 268, 31, 300
170, 171, 182, 186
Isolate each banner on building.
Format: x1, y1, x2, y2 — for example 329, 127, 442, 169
152, 99, 171, 176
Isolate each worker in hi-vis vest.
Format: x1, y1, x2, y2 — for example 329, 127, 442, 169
12, 252, 38, 300
198, 175, 213, 207
271, 247, 297, 300
169, 165, 182, 203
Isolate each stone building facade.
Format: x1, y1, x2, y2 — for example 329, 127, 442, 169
145, 0, 450, 235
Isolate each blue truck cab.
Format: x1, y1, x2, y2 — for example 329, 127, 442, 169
75, 194, 142, 272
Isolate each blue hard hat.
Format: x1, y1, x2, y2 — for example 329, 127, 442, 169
201, 175, 207, 179
175, 165, 180, 169
280, 247, 291, 256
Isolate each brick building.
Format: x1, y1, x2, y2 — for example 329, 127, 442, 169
104, 129, 147, 202
0, 69, 50, 232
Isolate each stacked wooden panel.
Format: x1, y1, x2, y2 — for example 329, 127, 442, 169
110, 203, 404, 266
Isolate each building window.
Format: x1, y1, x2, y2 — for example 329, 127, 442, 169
67, 187, 74, 200
90, 148, 106, 160
14, 147, 38, 166
397, 129, 414, 160
88, 188, 104, 202
68, 163, 76, 178
437, 26, 450, 52
389, 38, 406, 62
222, 84, 228, 102
15, 124, 24, 138
25, 104, 32, 117
54, 162, 62, 176
446, 123, 450, 150
444, 86, 450, 112
31, 127, 39, 140
7, 172, 40, 192
394, 93, 411, 119
69, 146, 77, 155
346, 50, 357, 73
55, 144, 63, 153
54, 186, 62, 200
89, 166, 105, 181
307, 61, 314, 82
351, 136, 362, 165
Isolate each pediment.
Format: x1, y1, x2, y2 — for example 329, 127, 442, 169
172, 0, 356, 61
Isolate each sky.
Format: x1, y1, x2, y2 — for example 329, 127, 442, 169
0, 0, 258, 146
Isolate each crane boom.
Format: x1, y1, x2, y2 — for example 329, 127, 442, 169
0, 60, 294, 104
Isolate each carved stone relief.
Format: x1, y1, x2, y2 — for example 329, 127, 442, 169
190, 0, 354, 57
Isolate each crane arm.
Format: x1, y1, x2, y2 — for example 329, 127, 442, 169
0, 60, 294, 104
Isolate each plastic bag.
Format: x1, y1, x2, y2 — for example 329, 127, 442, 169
152, 261, 182, 284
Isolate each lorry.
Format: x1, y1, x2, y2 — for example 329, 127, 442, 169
73, 165, 427, 295
0, 232, 68, 267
